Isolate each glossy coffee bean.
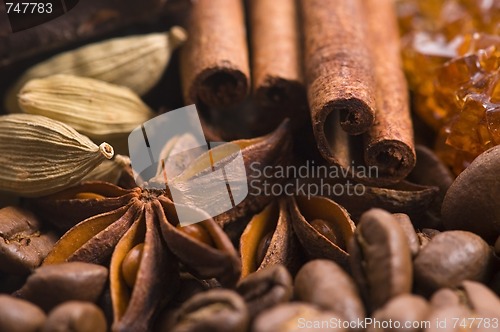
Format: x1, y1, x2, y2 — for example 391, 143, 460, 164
252, 302, 345, 332
367, 294, 430, 332
237, 264, 293, 319
0, 295, 46, 332
294, 259, 365, 330
167, 289, 249, 332
14, 262, 108, 311
414, 231, 492, 294
348, 209, 413, 311
0, 206, 56, 275
393, 213, 420, 257
42, 301, 106, 332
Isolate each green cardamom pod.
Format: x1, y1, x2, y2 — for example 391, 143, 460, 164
82, 155, 131, 184
0, 114, 114, 197
5, 26, 187, 113
18, 74, 155, 140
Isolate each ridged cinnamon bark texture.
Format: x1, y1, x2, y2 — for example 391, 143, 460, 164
249, 0, 307, 132
363, 0, 416, 181
180, 0, 250, 108
301, 0, 376, 145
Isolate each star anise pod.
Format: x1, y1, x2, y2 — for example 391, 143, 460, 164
27, 121, 293, 332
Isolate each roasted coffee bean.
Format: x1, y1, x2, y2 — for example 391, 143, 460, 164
166, 289, 249, 332
414, 231, 493, 294
426, 281, 500, 332
459, 280, 500, 318
430, 288, 461, 309
367, 294, 430, 332
42, 301, 107, 332
252, 302, 345, 332
14, 262, 108, 311
0, 206, 57, 275
155, 276, 214, 331
425, 305, 473, 332
251, 302, 346, 332
237, 264, 293, 319
294, 259, 365, 330
348, 209, 413, 311
393, 213, 420, 257
0, 294, 46, 332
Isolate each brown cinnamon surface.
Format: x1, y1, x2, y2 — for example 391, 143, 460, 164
180, 0, 250, 108
249, 0, 307, 132
363, 0, 416, 181
301, 0, 376, 145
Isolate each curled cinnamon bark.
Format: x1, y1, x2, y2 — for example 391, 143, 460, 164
363, 0, 416, 181
249, 0, 307, 131
180, 0, 250, 108
300, 0, 376, 142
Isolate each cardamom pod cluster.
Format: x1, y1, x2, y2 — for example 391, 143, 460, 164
5, 26, 187, 113
18, 74, 155, 140
0, 114, 114, 197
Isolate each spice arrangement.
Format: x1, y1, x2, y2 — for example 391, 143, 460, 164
0, 0, 499, 332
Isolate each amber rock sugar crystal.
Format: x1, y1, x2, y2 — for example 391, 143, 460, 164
396, 0, 500, 174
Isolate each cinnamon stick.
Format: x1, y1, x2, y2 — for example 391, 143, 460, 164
363, 0, 416, 181
180, 0, 250, 108
300, 0, 376, 145
249, 0, 307, 131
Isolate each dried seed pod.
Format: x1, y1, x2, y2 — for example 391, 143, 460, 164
240, 199, 301, 278
302, 177, 439, 221
169, 119, 293, 230
414, 231, 493, 294
294, 260, 365, 330
155, 197, 241, 287
442, 145, 500, 243
348, 209, 413, 312
42, 202, 142, 265
14, 262, 108, 312
18, 75, 155, 141
289, 195, 355, 268
5, 26, 187, 113
110, 203, 178, 332
82, 155, 131, 185
0, 206, 57, 275
121, 243, 144, 288
29, 182, 141, 231
0, 114, 114, 197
